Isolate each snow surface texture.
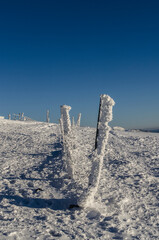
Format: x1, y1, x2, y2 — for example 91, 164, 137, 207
112, 127, 125, 131
0, 119, 159, 239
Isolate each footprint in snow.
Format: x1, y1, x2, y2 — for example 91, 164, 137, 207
86, 209, 101, 219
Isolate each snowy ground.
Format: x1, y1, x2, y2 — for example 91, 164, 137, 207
0, 119, 158, 240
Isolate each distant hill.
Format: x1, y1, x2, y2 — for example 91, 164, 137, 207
139, 128, 159, 133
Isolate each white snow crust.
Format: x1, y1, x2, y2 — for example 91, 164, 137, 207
0, 119, 158, 239
113, 126, 125, 131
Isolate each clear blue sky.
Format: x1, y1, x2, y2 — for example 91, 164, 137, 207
0, 0, 159, 129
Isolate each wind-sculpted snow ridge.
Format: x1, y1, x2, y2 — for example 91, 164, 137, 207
0, 119, 158, 239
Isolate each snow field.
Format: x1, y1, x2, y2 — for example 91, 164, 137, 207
0, 119, 158, 239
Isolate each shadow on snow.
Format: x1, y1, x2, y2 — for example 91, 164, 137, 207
1, 141, 81, 210
0, 194, 78, 211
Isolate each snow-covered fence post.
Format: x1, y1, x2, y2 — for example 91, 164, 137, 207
76, 113, 81, 127
95, 97, 102, 150
72, 116, 75, 128
78, 94, 115, 207
8, 114, 11, 120
60, 105, 72, 135
60, 105, 74, 178
46, 110, 50, 123
21, 113, 24, 121
95, 94, 115, 154
13, 114, 16, 120
59, 118, 64, 138
60, 108, 64, 143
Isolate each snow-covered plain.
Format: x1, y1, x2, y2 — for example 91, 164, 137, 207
0, 119, 158, 240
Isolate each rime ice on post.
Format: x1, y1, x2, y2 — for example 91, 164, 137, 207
59, 118, 64, 137
8, 114, 11, 120
76, 113, 81, 127
46, 110, 50, 123
21, 113, 24, 121
72, 116, 75, 128
13, 114, 16, 120
60, 105, 72, 135
95, 94, 115, 154
78, 94, 115, 207
60, 105, 73, 178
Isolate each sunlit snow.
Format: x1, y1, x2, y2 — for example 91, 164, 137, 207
0, 119, 158, 239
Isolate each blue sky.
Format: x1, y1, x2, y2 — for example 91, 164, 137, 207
0, 0, 159, 129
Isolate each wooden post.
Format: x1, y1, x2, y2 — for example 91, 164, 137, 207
72, 116, 75, 128
95, 97, 102, 149
78, 94, 115, 207
46, 110, 50, 123
60, 105, 73, 178
76, 113, 81, 127
60, 105, 72, 135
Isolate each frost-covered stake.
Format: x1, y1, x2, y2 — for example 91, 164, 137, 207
59, 118, 64, 137
72, 116, 75, 128
13, 114, 16, 120
46, 110, 50, 123
60, 105, 72, 135
60, 105, 74, 178
8, 114, 11, 120
78, 94, 115, 207
21, 113, 24, 121
95, 95, 115, 154
76, 113, 81, 127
